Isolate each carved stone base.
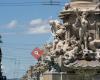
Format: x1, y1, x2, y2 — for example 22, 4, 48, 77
43, 72, 66, 80
42, 70, 100, 80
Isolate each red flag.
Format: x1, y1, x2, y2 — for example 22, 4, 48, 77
31, 48, 44, 60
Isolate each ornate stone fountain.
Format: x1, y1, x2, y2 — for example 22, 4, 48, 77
21, 0, 100, 80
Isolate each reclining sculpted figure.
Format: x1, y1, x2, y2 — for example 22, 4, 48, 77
49, 20, 66, 40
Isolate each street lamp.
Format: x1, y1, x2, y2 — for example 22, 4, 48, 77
0, 35, 2, 80
0, 35, 2, 48
0, 35, 2, 63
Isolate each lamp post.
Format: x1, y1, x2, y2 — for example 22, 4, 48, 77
0, 35, 2, 62
0, 35, 2, 43
0, 35, 3, 79
0, 35, 6, 80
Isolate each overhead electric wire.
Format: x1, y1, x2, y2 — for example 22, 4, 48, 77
0, 1, 65, 6
2, 46, 34, 51
1, 42, 45, 51
3, 42, 44, 46
0, 1, 61, 4
3, 56, 37, 61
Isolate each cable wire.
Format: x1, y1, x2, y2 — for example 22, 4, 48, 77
0, 1, 65, 6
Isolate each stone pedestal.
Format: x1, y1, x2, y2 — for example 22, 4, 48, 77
43, 70, 100, 80
43, 72, 67, 80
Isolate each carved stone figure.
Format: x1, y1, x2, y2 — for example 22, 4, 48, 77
45, 43, 53, 53
52, 40, 65, 55
79, 11, 89, 49
96, 49, 100, 61
63, 49, 76, 65
63, 40, 72, 52
49, 20, 66, 40
64, 3, 71, 10
83, 49, 96, 61
52, 36, 59, 50
49, 20, 65, 33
